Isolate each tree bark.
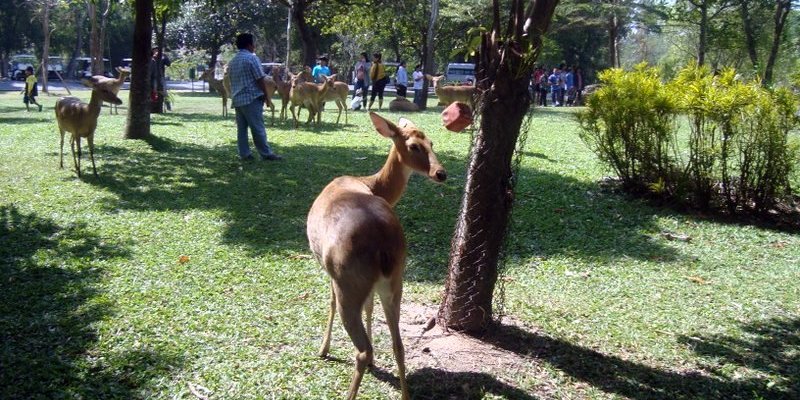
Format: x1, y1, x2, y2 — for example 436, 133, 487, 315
291, 0, 319, 68
438, 0, 559, 333
739, 0, 759, 69
151, 12, 167, 113
697, 1, 707, 66
66, 6, 85, 80
417, 0, 438, 111
124, 0, 153, 140
607, 0, 619, 68
40, 4, 50, 92
763, 0, 791, 86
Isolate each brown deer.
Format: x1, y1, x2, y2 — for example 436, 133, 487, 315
55, 77, 123, 177
307, 112, 447, 400
388, 97, 419, 112
322, 80, 349, 124
288, 73, 334, 128
429, 74, 476, 107
271, 66, 292, 122
95, 66, 130, 114
199, 68, 230, 117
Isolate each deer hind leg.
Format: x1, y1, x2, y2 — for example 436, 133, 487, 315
319, 280, 337, 358
377, 277, 410, 400
88, 135, 98, 177
363, 290, 374, 344
333, 282, 374, 400
342, 99, 348, 124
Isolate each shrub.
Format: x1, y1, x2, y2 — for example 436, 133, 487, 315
578, 63, 800, 220
577, 64, 678, 193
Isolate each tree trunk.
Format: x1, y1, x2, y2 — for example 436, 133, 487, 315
697, 2, 708, 66
438, 0, 559, 333
151, 12, 167, 113
124, 0, 153, 140
607, 0, 619, 68
417, 0, 438, 111
40, 4, 50, 92
292, 0, 319, 68
739, 0, 759, 69
88, 0, 110, 75
763, 0, 791, 86
66, 6, 85, 80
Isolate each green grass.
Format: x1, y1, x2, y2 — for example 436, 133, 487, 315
1, 89, 798, 399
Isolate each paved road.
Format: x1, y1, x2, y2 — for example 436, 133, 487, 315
0, 78, 209, 92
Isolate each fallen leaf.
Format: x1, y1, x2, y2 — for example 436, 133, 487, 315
289, 254, 313, 260
554, 208, 565, 213
178, 255, 191, 264
662, 232, 692, 242
685, 275, 708, 285
771, 241, 787, 249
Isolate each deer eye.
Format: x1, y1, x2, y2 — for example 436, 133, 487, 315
409, 143, 421, 152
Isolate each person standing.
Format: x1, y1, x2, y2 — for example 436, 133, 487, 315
548, 67, 561, 107
353, 52, 370, 109
395, 61, 408, 98
368, 53, 389, 110
311, 56, 331, 83
228, 33, 282, 161
22, 66, 42, 112
412, 64, 424, 107
149, 47, 172, 111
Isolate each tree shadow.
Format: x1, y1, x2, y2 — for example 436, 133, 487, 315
678, 317, 799, 398
406, 368, 539, 400
0, 205, 182, 398
478, 322, 796, 399
89, 140, 465, 258
0, 116, 51, 124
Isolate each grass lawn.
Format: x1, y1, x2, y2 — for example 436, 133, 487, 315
1, 89, 798, 399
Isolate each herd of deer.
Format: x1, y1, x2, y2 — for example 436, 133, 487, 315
53, 67, 456, 399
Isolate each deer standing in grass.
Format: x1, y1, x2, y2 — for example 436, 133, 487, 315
288, 73, 334, 128
322, 79, 349, 124
428, 75, 476, 107
55, 77, 123, 177
271, 66, 292, 122
307, 112, 447, 400
199, 68, 231, 117
98, 66, 130, 114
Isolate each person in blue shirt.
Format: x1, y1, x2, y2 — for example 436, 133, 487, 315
228, 33, 282, 161
564, 67, 575, 106
312, 56, 331, 83
548, 67, 561, 107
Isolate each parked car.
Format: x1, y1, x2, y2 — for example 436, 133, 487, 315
445, 62, 475, 85
74, 57, 113, 79
47, 56, 64, 79
9, 54, 36, 80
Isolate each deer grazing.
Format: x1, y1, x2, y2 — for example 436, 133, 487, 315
288, 73, 334, 128
199, 68, 231, 117
97, 66, 130, 114
307, 112, 447, 400
429, 75, 476, 107
55, 77, 123, 177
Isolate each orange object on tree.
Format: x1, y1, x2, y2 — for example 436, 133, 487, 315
441, 102, 472, 132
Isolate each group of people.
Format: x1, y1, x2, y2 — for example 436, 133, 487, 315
532, 64, 583, 107
353, 54, 427, 110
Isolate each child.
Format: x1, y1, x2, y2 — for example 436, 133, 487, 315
22, 66, 42, 112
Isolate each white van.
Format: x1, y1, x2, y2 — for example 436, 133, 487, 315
445, 63, 475, 84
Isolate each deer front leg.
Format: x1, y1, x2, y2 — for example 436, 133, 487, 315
71, 136, 82, 177
88, 135, 98, 177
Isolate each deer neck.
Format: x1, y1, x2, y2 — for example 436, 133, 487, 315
361, 144, 412, 207
87, 90, 104, 116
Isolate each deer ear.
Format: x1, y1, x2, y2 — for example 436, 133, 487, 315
81, 78, 95, 88
370, 112, 399, 138
329, 74, 337, 81
398, 117, 417, 130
